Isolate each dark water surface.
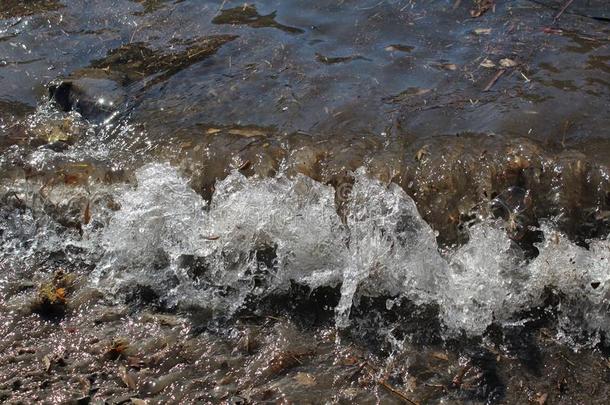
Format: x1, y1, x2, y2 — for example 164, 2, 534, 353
1, 1, 610, 404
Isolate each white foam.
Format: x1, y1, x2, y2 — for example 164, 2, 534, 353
5, 162, 609, 342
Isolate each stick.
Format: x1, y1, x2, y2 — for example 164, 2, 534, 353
451, 361, 473, 387
378, 380, 420, 405
553, 0, 574, 23
483, 69, 505, 92
215, 0, 228, 17
359, 361, 419, 404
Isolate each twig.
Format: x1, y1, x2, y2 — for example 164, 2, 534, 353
483, 69, 505, 92
359, 361, 419, 405
378, 379, 420, 405
451, 361, 473, 387
8, 191, 23, 206
424, 383, 448, 391
553, 0, 574, 23
558, 352, 576, 367
215, 0, 228, 17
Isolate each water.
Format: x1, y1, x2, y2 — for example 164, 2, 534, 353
1, 1, 610, 404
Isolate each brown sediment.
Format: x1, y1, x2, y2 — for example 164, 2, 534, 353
0, 0, 63, 19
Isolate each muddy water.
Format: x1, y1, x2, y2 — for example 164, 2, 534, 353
1, 1, 610, 404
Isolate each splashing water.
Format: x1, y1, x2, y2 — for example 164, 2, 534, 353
85, 163, 610, 343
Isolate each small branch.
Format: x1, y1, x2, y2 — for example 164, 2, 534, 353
378, 379, 420, 405
483, 69, 505, 92
359, 361, 420, 405
451, 361, 473, 387
553, 0, 574, 23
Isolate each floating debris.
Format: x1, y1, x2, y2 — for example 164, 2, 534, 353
384, 44, 415, 52
480, 59, 496, 68
499, 58, 518, 68
473, 28, 492, 35
315, 53, 371, 65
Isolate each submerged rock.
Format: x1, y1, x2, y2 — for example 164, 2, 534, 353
48, 35, 237, 120
49, 77, 127, 120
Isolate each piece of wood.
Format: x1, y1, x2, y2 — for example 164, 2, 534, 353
378, 379, 420, 405
483, 69, 505, 92
553, 0, 574, 23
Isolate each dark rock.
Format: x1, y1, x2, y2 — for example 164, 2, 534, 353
122, 284, 160, 308
49, 77, 127, 121
43, 140, 71, 152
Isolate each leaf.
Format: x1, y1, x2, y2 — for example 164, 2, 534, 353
384, 44, 414, 53
480, 59, 496, 68
470, 0, 494, 18
294, 372, 316, 386
55, 288, 66, 303
474, 28, 492, 35
387, 87, 431, 103
431, 352, 449, 361
228, 128, 266, 137
499, 58, 518, 68
416, 146, 430, 162
534, 392, 548, 405
42, 355, 52, 372
119, 365, 137, 390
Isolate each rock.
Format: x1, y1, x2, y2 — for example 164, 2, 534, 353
49, 77, 127, 121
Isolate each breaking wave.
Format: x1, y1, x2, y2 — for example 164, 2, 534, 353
86, 163, 610, 343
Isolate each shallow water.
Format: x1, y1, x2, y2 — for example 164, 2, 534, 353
1, 1, 610, 404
